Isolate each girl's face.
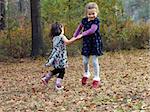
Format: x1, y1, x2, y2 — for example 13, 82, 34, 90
86, 8, 97, 21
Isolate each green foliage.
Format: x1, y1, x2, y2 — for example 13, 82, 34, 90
41, 0, 123, 48
41, 0, 149, 52
0, 0, 149, 58
0, 27, 31, 58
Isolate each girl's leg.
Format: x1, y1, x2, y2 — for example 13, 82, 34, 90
82, 56, 90, 85
83, 55, 90, 78
92, 55, 100, 81
55, 68, 65, 90
56, 68, 65, 79
92, 55, 100, 88
42, 68, 59, 85
45, 68, 60, 79
51, 68, 61, 76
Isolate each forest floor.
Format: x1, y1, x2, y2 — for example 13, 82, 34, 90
0, 49, 150, 112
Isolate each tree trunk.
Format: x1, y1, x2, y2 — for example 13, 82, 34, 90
0, 0, 5, 30
18, 0, 23, 12
30, 0, 44, 57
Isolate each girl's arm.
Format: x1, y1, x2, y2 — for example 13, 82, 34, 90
81, 24, 98, 36
45, 58, 54, 67
62, 36, 77, 45
45, 50, 57, 67
73, 23, 83, 37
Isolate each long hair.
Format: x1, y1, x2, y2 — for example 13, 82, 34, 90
50, 22, 63, 38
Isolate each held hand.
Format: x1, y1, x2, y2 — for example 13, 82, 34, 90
70, 37, 76, 41
76, 34, 83, 39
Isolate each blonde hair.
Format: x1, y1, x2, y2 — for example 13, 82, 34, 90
85, 2, 99, 14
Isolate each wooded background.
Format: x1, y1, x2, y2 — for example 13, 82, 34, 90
0, 0, 149, 58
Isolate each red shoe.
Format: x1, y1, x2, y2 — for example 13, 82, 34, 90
81, 77, 88, 85
92, 80, 100, 88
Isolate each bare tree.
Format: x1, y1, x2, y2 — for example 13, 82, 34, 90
0, 0, 5, 30
30, 0, 44, 57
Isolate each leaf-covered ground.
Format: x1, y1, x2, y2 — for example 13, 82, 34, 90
0, 50, 150, 112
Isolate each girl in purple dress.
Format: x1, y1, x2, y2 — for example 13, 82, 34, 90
74, 2, 103, 88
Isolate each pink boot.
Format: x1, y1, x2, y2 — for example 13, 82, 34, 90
55, 78, 64, 90
41, 73, 52, 86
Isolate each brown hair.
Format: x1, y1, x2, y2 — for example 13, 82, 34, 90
50, 22, 63, 38
85, 2, 99, 14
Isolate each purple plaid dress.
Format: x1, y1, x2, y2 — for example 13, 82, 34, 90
81, 17, 103, 56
